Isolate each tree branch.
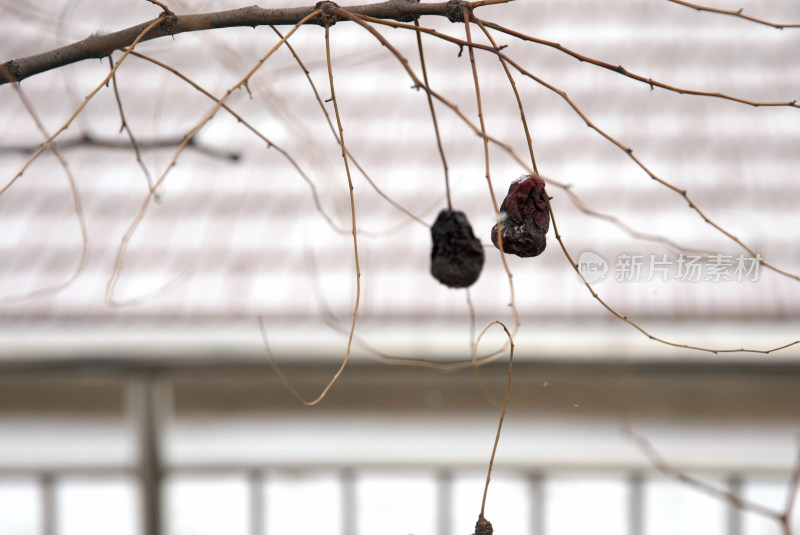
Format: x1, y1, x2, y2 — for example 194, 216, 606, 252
666, 0, 800, 29
0, 0, 467, 85
0, 133, 241, 161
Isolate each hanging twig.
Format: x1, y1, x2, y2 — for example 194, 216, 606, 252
257, 8, 363, 407
0, 70, 89, 304
474, 320, 515, 535
105, 10, 320, 305
107, 54, 159, 199
2, 15, 165, 196
413, 18, 453, 210
625, 426, 790, 527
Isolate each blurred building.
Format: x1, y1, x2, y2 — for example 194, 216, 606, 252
0, 0, 799, 533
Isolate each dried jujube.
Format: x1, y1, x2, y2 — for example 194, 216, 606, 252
491, 174, 551, 257
430, 209, 485, 288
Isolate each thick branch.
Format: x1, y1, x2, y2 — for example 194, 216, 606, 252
0, 0, 461, 85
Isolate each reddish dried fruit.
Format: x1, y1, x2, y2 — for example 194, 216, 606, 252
491, 174, 550, 257
430, 209, 485, 288
473, 516, 493, 535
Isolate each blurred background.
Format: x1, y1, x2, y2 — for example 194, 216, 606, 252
1, 0, 799, 533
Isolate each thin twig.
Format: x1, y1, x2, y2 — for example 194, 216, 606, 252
338, 7, 800, 355
420, 14, 800, 283
259, 318, 315, 404
126, 48, 351, 236
361, 14, 799, 110
484, 50, 800, 283
666, 0, 800, 29
258, 19, 365, 407
625, 427, 784, 521
461, 2, 513, 255
469, 0, 515, 6
414, 19, 452, 210
105, 11, 320, 306
270, 26, 433, 231
463, 6, 497, 212
287, 19, 363, 406
782, 440, 800, 529
305, 247, 509, 371
0, 133, 241, 161
2, 16, 165, 197
56, 0, 93, 136
361, 15, 800, 282
145, 0, 174, 16
0, 77, 89, 303
353, 16, 800, 356
549, 203, 800, 354
133, 44, 428, 240
500, 154, 710, 253
473, 16, 538, 174
463, 4, 522, 341
108, 54, 159, 199
466, 289, 477, 363
477, 18, 800, 109
476, 321, 515, 518
558, 184, 713, 254
332, 5, 521, 341
461, 3, 523, 358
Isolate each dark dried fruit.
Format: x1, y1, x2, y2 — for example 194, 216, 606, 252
491, 174, 550, 257
473, 516, 493, 535
430, 209, 485, 288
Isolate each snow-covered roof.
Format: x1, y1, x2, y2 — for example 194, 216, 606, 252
1, 0, 799, 360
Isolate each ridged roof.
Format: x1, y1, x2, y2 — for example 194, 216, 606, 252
1, 0, 798, 358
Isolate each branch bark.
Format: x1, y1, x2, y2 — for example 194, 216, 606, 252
0, 0, 465, 86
